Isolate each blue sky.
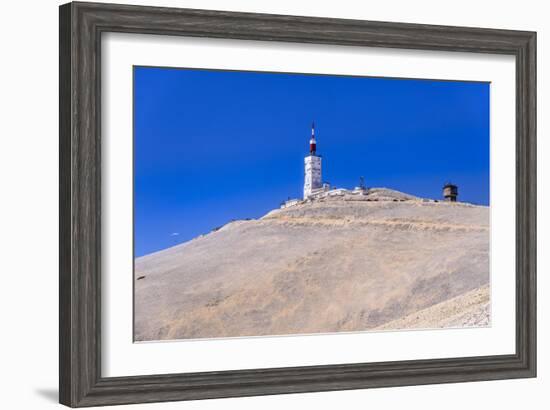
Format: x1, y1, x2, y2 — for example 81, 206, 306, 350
134, 66, 490, 257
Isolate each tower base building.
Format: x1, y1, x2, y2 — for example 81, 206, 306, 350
304, 155, 322, 199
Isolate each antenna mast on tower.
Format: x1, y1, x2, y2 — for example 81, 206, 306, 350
309, 121, 316, 155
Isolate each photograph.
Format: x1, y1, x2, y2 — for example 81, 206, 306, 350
48, 1, 537, 407
133, 66, 491, 342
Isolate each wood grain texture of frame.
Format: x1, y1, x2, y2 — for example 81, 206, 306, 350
59, 1, 536, 407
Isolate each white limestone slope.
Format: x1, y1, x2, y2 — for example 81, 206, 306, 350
134, 189, 490, 341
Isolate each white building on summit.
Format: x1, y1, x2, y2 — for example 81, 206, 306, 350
303, 122, 325, 199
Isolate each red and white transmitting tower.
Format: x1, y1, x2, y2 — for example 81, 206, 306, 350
304, 122, 323, 199
310, 121, 317, 154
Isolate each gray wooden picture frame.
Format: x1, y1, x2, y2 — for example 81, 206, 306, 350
59, 1, 536, 407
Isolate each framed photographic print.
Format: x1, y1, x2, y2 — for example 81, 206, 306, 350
59, 1, 536, 407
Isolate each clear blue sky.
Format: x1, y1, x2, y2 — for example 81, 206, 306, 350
134, 66, 489, 257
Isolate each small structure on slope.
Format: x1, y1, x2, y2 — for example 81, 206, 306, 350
443, 183, 459, 202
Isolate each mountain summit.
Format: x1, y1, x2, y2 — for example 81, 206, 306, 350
134, 188, 490, 341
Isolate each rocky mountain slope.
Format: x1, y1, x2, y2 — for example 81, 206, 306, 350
134, 188, 490, 341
